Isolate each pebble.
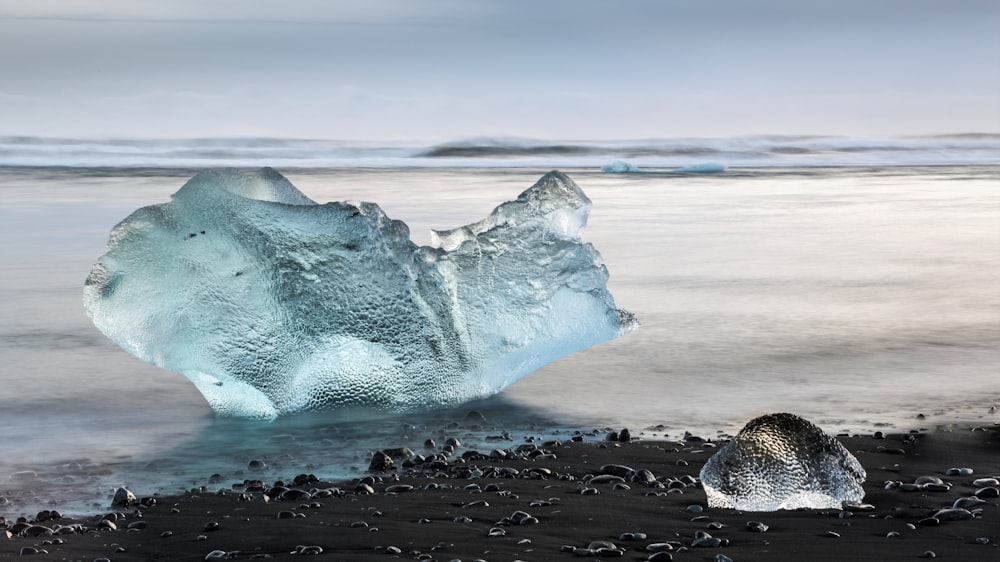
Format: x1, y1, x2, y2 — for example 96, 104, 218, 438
112, 487, 137, 507
953, 497, 986, 509
825, 531, 841, 538
746, 520, 769, 533
975, 537, 990, 545
685, 504, 704, 513
22, 525, 54, 537
368, 451, 393, 472
248, 459, 267, 471
618, 532, 646, 540
922, 551, 937, 558
973, 477, 999, 487
932, 508, 974, 521
945, 467, 974, 476
715, 555, 734, 562
646, 552, 673, 561
294, 545, 324, 555
975, 486, 999, 498
205, 550, 229, 561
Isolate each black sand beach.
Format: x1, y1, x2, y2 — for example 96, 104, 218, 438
3, 421, 998, 561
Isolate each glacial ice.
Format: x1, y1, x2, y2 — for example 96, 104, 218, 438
600, 160, 641, 173
699, 413, 866, 511
84, 168, 637, 419
673, 162, 726, 173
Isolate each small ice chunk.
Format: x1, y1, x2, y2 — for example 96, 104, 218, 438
700, 413, 866, 511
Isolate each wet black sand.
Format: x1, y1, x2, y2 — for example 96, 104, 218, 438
3, 423, 998, 561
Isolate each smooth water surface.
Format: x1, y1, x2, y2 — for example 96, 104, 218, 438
1, 165, 998, 516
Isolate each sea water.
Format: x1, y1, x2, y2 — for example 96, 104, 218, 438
1, 137, 998, 517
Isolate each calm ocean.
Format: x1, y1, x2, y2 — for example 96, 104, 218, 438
1, 135, 998, 516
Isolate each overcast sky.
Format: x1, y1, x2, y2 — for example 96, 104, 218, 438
1, 0, 997, 140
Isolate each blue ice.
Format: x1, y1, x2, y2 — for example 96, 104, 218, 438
84, 168, 637, 419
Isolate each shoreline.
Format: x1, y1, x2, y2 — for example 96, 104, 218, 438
3, 421, 998, 561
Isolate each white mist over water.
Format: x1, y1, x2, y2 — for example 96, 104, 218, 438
1, 164, 998, 517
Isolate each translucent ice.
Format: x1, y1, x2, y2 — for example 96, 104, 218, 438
600, 160, 641, 173
84, 168, 637, 419
673, 162, 726, 173
699, 413, 866, 511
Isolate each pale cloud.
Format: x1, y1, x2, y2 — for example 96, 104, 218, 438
1, 1, 997, 139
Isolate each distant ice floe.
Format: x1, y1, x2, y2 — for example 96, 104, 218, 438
672, 162, 726, 173
600, 160, 727, 174
600, 160, 642, 173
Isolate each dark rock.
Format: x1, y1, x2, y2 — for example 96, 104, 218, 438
368, 451, 393, 472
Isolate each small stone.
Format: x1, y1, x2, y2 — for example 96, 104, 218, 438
972, 477, 999, 487
975, 486, 999, 499
112, 487, 137, 507
715, 555, 734, 562
248, 459, 267, 471
746, 520, 769, 533
932, 508, 973, 521
204, 521, 220, 532
953, 497, 986, 509
22, 525, 54, 537
205, 550, 229, 561
646, 552, 673, 561
825, 531, 841, 538
922, 551, 937, 558
19, 547, 39, 556
975, 537, 990, 545
368, 451, 393, 472
686, 504, 704, 513
618, 532, 646, 540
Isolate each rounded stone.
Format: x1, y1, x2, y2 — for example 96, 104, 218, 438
975, 486, 999, 499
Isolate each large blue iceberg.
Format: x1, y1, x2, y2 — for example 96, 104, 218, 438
84, 169, 637, 419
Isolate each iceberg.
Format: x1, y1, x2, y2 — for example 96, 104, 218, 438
84, 168, 637, 419
699, 413, 866, 511
600, 160, 641, 173
672, 162, 726, 173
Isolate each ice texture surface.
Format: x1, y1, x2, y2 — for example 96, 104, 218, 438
700, 413, 866, 511
84, 168, 637, 419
